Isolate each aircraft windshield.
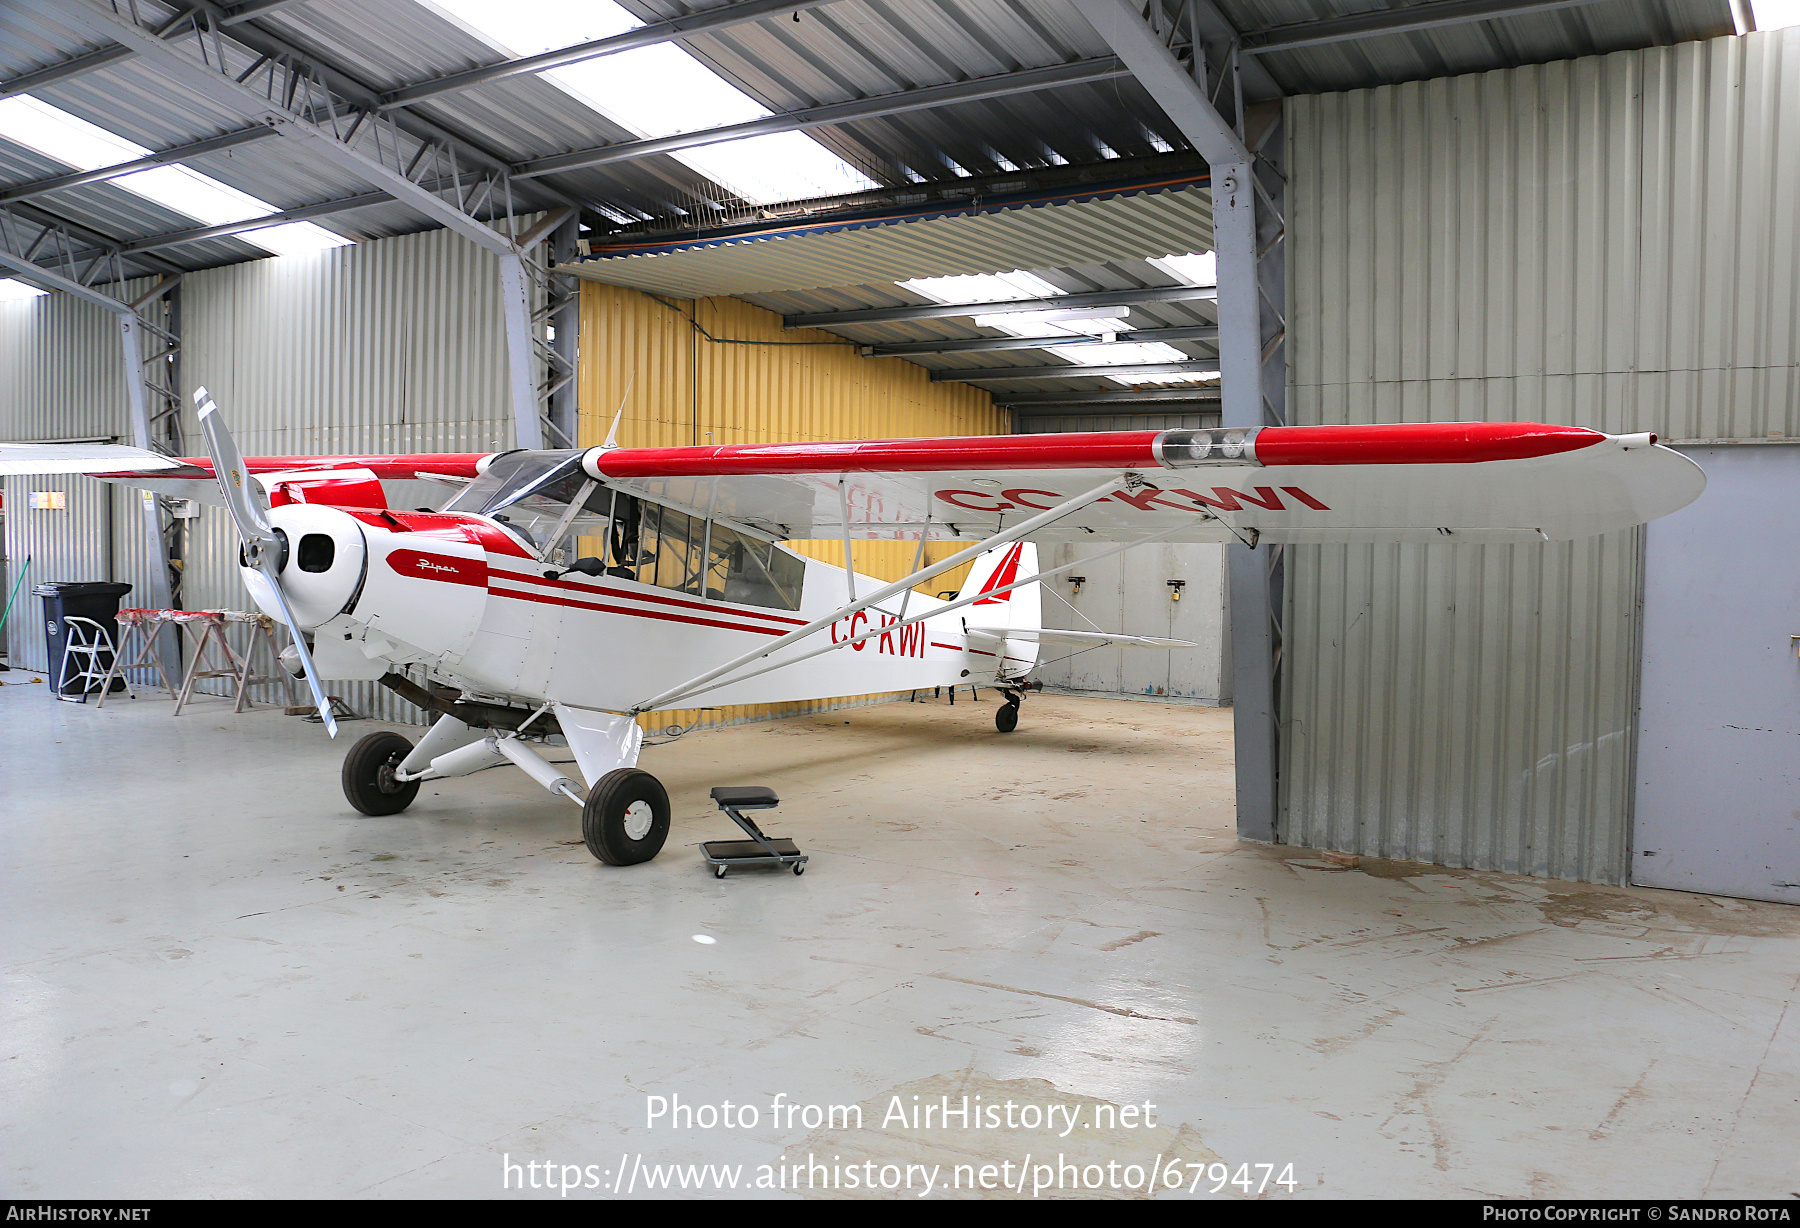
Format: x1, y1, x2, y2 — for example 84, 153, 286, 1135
439, 450, 804, 610
440, 451, 609, 555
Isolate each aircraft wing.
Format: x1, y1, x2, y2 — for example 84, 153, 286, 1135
966, 627, 1195, 649
0, 447, 490, 509
2, 424, 1704, 547
0, 442, 191, 476
590, 423, 1706, 545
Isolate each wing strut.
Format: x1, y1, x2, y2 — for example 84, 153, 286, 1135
630, 473, 1131, 713
650, 514, 1208, 708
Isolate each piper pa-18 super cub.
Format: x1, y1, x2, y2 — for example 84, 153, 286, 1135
1, 394, 1705, 868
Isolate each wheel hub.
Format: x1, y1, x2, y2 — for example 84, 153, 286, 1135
622, 799, 654, 841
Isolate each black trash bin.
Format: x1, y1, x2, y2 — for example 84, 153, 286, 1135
35, 581, 133, 697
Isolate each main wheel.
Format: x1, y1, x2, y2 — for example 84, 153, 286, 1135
342, 731, 421, 816
995, 702, 1019, 733
583, 768, 671, 865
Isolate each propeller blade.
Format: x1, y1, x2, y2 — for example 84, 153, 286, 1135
250, 563, 338, 739
194, 388, 275, 548
193, 388, 338, 738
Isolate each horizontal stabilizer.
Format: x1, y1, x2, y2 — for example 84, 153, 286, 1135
0, 442, 187, 476
965, 626, 1194, 650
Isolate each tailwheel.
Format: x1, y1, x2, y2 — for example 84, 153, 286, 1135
995, 687, 1022, 734
583, 768, 671, 865
342, 731, 421, 816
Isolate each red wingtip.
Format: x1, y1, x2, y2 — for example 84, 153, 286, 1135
1255, 422, 1607, 466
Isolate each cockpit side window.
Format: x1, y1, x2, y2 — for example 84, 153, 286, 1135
601, 493, 804, 611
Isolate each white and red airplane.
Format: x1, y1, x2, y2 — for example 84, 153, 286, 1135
1, 397, 1704, 867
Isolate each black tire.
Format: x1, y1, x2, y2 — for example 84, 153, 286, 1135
342, 731, 420, 816
583, 768, 671, 865
995, 703, 1019, 734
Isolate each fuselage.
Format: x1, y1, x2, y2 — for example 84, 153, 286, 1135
255, 503, 1036, 714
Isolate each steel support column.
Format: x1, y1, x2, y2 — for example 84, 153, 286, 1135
117, 287, 182, 671
546, 216, 581, 448
497, 254, 543, 450
1068, 0, 1288, 844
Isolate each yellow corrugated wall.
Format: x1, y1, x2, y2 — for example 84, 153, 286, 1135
577, 282, 1008, 731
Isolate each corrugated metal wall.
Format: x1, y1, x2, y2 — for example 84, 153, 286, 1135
1014, 410, 1220, 434
1283, 28, 1800, 882
578, 282, 1007, 730
177, 229, 510, 720
1, 280, 165, 674
3, 229, 512, 720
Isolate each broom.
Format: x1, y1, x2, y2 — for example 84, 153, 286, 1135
0, 554, 32, 672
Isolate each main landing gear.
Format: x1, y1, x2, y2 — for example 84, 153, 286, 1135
582, 768, 671, 865
342, 731, 422, 815
340, 730, 673, 866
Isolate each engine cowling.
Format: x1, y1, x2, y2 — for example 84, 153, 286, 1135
240, 506, 489, 670
252, 504, 369, 630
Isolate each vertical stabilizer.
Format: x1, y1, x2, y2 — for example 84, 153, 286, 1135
957, 540, 1042, 677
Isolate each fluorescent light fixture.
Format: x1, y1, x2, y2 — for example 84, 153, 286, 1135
972, 308, 1132, 337
1045, 340, 1216, 383
904, 273, 1216, 385
426, 0, 876, 204
1027, 307, 1133, 324
0, 279, 49, 301
0, 96, 349, 257
1749, 0, 1800, 27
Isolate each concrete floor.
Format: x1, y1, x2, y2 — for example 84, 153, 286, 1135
2, 677, 1797, 1200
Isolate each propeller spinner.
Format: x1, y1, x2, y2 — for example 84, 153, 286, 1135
194, 387, 339, 738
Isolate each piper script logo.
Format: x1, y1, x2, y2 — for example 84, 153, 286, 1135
385, 549, 485, 587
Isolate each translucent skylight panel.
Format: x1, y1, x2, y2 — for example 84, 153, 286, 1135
0, 279, 48, 301
900, 271, 1064, 306
0, 97, 348, 256
1749, 0, 1800, 29
427, 0, 876, 204
1150, 251, 1216, 285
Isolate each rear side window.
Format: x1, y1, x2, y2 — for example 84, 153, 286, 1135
297, 533, 336, 573
602, 494, 803, 611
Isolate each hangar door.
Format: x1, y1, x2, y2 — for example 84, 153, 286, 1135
1633, 445, 1800, 904
1018, 412, 1229, 703
1034, 541, 1228, 703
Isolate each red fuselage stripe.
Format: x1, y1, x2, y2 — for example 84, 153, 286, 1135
488, 567, 808, 626
488, 583, 960, 654
486, 584, 788, 637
